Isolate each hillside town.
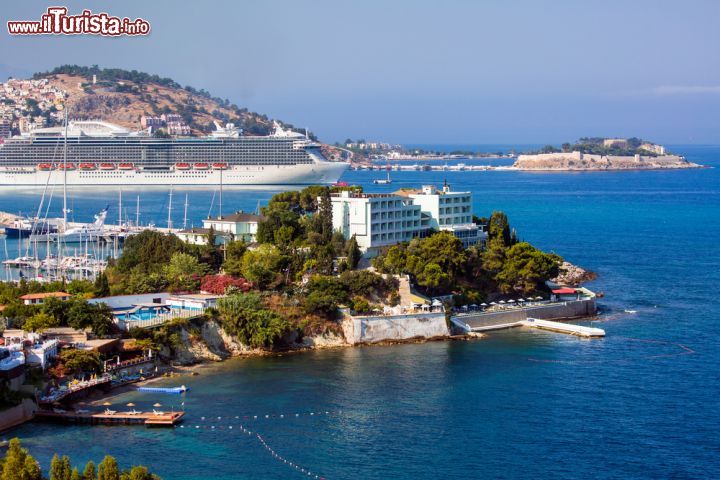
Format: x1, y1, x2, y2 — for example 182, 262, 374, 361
0, 78, 68, 137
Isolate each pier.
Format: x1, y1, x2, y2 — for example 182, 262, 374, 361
34, 409, 184, 427
520, 318, 605, 337
451, 317, 605, 338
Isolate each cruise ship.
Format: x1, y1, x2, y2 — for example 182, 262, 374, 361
0, 120, 349, 186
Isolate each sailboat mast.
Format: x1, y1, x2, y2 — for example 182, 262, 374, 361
219, 168, 223, 219
118, 190, 123, 227
136, 196, 140, 227
167, 188, 173, 231
183, 193, 189, 230
62, 107, 68, 227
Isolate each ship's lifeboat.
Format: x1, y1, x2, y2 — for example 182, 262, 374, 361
56, 163, 75, 170
175, 163, 192, 170
118, 163, 134, 170
37, 163, 53, 171
212, 163, 228, 170
99, 163, 116, 170
79, 163, 97, 170
194, 163, 210, 170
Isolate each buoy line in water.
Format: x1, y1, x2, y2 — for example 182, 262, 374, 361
194, 410, 339, 423
175, 422, 327, 479
527, 336, 695, 364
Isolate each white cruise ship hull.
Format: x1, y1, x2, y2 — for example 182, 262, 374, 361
0, 162, 349, 187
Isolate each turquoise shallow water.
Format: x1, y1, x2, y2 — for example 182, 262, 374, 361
3, 145, 720, 479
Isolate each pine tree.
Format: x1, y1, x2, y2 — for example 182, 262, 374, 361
71, 468, 82, 480
50, 454, 72, 480
82, 461, 97, 480
94, 272, 110, 297
97, 456, 119, 480
346, 235, 361, 269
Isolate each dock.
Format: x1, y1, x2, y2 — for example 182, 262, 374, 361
34, 410, 184, 427
520, 318, 605, 337
451, 316, 605, 338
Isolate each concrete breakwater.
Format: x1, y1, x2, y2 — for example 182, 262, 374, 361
453, 298, 597, 331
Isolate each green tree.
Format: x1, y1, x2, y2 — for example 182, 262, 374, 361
240, 244, 283, 289
23, 312, 58, 332
346, 235, 361, 269
66, 300, 114, 336
82, 461, 96, 480
164, 252, 208, 290
216, 293, 291, 347
221, 240, 247, 276
97, 456, 119, 480
93, 273, 111, 297
50, 454, 72, 480
120, 466, 159, 480
417, 263, 452, 295
0, 438, 41, 480
59, 349, 102, 375
495, 242, 562, 294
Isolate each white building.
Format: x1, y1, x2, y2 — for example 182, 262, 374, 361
177, 212, 263, 245
329, 191, 424, 253
401, 183, 484, 248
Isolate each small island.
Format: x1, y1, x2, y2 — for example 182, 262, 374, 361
514, 137, 702, 171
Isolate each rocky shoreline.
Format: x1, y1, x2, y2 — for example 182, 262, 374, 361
514, 152, 702, 171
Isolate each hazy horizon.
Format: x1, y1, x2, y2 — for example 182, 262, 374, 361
2, 0, 719, 144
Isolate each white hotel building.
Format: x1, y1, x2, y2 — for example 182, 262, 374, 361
329, 183, 484, 253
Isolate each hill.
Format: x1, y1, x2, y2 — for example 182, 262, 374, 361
27, 65, 313, 138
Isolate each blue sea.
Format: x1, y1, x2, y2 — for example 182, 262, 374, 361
4, 145, 720, 479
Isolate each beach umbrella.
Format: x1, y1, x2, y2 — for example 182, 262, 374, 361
153, 403, 162, 407
102, 402, 112, 406
126, 402, 136, 407
508, 299, 515, 303
498, 300, 506, 304
480, 303, 488, 307
489, 302, 496, 305
536, 296, 543, 300
518, 298, 525, 302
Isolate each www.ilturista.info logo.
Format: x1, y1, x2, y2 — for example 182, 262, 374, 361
7, 7, 150, 36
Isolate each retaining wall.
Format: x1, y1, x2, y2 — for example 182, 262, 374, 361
455, 299, 596, 329
343, 312, 449, 345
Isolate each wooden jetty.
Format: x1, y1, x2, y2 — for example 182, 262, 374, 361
35, 410, 184, 427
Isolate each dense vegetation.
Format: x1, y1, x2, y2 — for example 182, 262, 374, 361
0, 438, 159, 480
0, 280, 114, 336
373, 212, 562, 302
534, 137, 663, 157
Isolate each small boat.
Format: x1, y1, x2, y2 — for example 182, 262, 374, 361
373, 170, 392, 185
37, 163, 53, 170
118, 163, 134, 170
137, 385, 189, 395
79, 163, 96, 170
175, 163, 191, 170
194, 163, 210, 170
100, 163, 116, 170
212, 163, 228, 170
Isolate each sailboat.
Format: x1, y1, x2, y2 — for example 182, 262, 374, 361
373, 169, 392, 185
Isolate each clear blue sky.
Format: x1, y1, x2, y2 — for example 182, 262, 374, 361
2, 0, 719, 144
